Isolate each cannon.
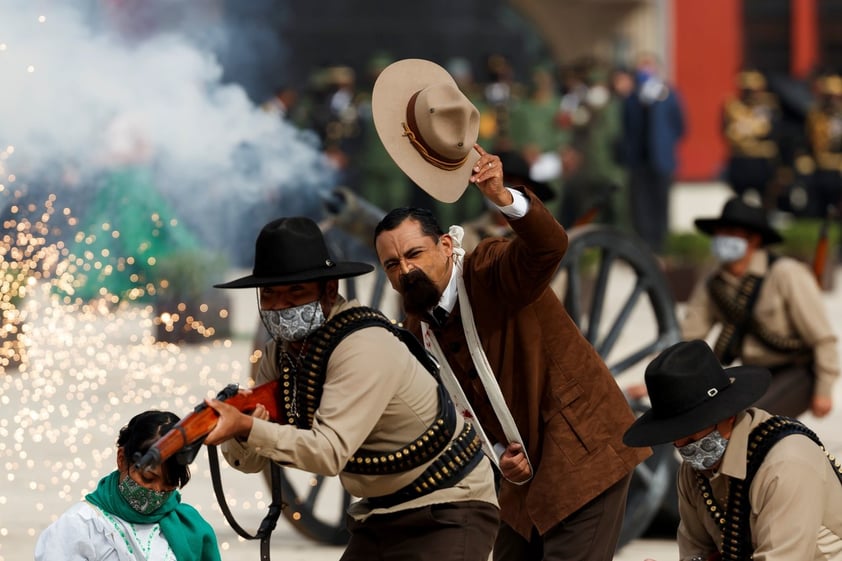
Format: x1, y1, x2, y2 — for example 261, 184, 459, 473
243, 188, 682, 548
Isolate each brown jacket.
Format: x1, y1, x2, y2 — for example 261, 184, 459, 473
406, 190, 650, 537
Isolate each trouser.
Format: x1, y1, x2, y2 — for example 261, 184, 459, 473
341, 500, 499, 561
492, 472, 632, 561
752, 363, 815, 418
726, 156, 775, 197
628, 167, 671, 254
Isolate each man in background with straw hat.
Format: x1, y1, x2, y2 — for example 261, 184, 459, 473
371, 57, 649, 561
624, 339, 842, 560
203, 216, 500, 561
682, 196, 839, 419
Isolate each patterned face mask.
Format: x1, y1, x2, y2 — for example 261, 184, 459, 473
118, 474, 173, 514
260, 300, 325, 342
677, 428, 729, 471
711, 235, 748, 263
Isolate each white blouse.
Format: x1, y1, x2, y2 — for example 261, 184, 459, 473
35, 501, 175, 561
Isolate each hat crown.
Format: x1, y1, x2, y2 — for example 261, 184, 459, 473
645, 340, 732, 419
695, 196, 782, 245
719, 197, 767, 229
623, 340, 772, 447
253, 217, 333, 279
412, 83, 480, 161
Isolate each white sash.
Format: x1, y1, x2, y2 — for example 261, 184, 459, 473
420, 225, 532, 484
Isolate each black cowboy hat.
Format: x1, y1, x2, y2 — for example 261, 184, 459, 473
214, 217, 373, 289
694, 197, 783, 245
623, 340, 771, 447
497, 151, 556, 202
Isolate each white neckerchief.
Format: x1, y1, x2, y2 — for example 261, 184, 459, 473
420, 225, 532, 483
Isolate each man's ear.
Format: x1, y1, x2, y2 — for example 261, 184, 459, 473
440, 233, 454, 258
322, 279, 340, 309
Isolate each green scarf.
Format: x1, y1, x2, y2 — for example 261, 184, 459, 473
86, 471, 220, 561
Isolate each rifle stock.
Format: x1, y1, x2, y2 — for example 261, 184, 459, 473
135, 380, 282, 471
813, 208, 835, 287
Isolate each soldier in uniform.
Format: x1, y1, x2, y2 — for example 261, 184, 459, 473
624, 340, 842, 561
681, 197, 839, 418
722, 70, 781, 203
805, 73, 842, 217
356, 53, 414, 212
206, 217, 500, 561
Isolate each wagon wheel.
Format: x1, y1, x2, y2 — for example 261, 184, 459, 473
555, 224, 681, 547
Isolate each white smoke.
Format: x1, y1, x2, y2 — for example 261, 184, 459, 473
0, 1, 333, 262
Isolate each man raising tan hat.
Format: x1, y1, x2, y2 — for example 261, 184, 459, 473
371, 58, 650, 561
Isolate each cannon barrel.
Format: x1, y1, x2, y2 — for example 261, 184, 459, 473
320, 186, 386, 251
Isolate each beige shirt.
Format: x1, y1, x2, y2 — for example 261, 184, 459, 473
677, 408, 842, 561
221, 297, 498, 520
682, 250, 840, 397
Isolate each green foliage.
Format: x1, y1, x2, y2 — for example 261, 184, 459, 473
776, 218, 841, 261
663, 231, 712, 266
153, 249, 228, 302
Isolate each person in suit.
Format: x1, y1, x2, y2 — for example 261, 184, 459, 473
621, 52, 686, 253
371, 58, 650, 561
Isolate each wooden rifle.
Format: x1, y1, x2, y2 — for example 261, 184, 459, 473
134, 380, 282, 471
812, 206, 836, 287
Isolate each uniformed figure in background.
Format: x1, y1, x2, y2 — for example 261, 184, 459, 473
722, 69, 781, 204
805, 73, 842, 217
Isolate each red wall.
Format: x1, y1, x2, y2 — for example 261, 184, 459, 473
673, 0, 742, 180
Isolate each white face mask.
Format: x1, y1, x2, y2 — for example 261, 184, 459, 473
711, 235, 748, 263
260, 300, 325, 342
586, 85, 610, 109
676, 428, 729, 471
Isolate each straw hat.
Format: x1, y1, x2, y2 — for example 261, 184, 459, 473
372, 58, 481, 203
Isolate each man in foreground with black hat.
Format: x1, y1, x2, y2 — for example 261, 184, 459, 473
682, 196, 839, 418
202, 216, 500, 561
624, 339, 842, 560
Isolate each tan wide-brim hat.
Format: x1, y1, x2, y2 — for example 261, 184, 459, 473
372, 58, 481, 203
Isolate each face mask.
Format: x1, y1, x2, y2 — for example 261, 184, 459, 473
677, 428, 729, 471
711, 235, 748, 263
586, 85, 610, 109
118, 474, 173, 514
260, 299, 325, 342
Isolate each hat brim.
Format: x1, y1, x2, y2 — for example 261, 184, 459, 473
372, 59, 479, 203
623, 365, 771, 447
214, 262, 374, 289
695, 217, 783, 245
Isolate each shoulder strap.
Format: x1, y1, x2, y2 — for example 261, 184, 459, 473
708, 272, 765, 364
207, 445, 284, 561
290, 306, 439, 429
